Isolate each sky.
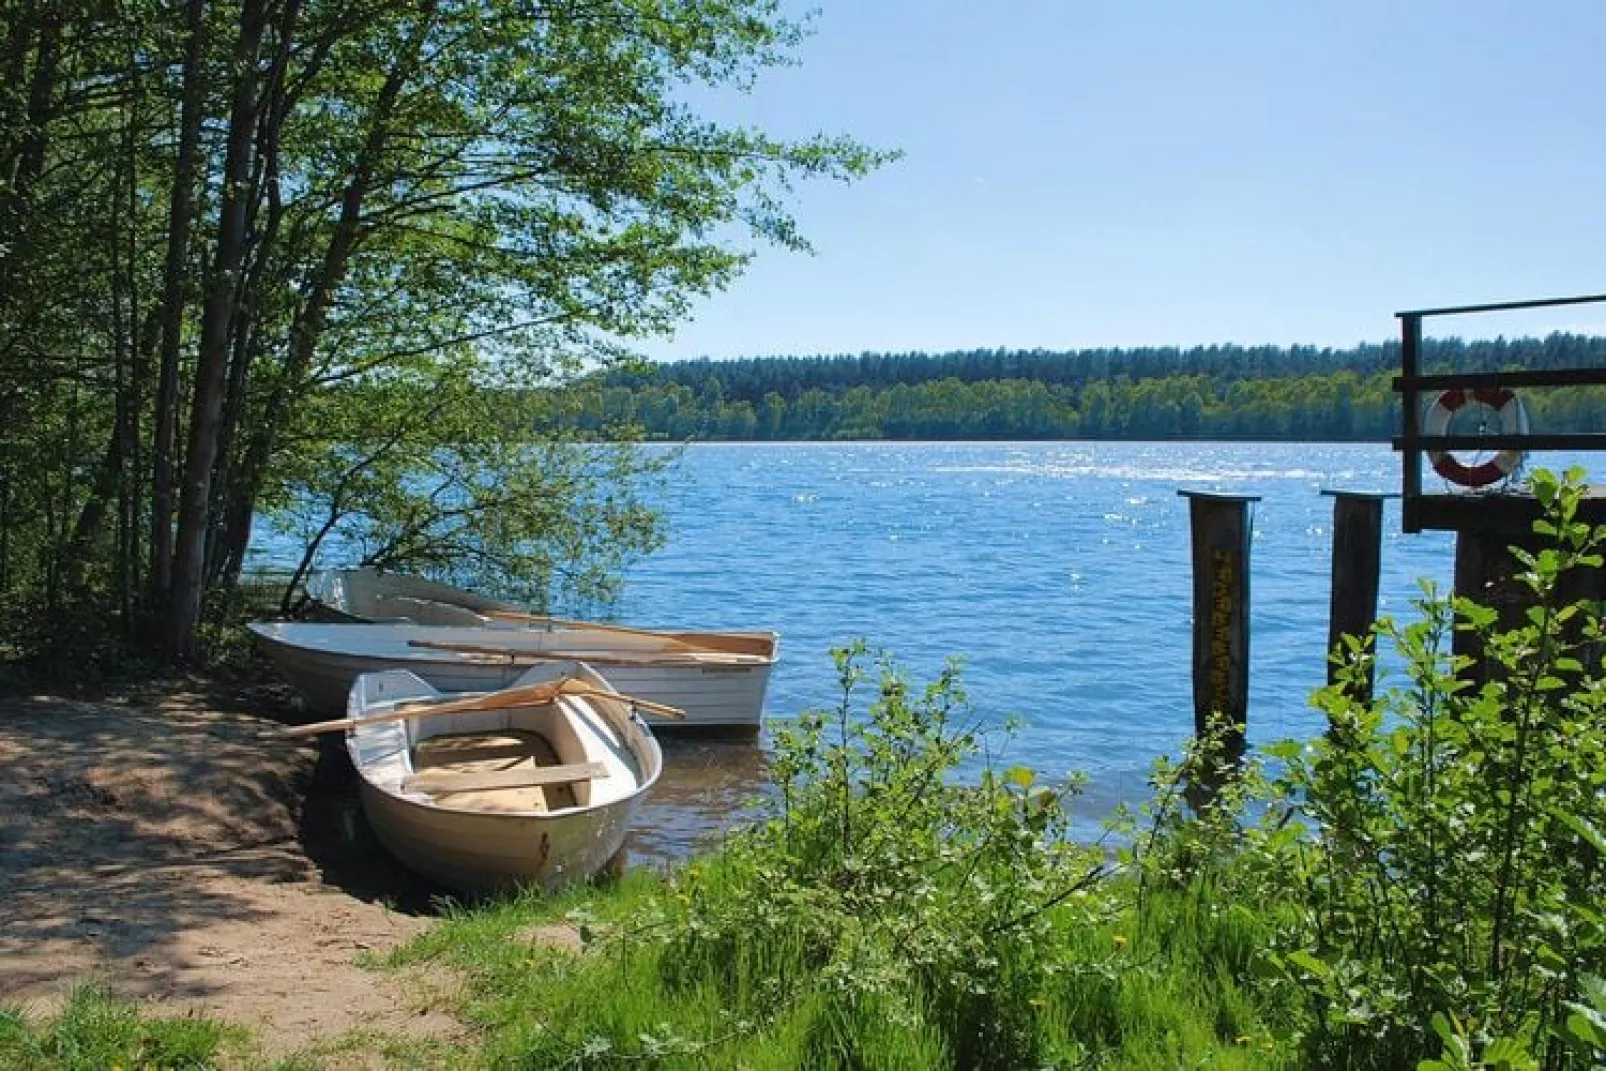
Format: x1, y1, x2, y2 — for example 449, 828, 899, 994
641, 0, 1606, 361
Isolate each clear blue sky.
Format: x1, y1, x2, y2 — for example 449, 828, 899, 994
643, 0, 1606, 360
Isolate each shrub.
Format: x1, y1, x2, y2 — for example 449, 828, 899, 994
1219, 467, 1606, 1069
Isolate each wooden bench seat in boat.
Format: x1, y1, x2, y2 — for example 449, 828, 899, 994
406, 729, 608, 812
403, 761, 609, 795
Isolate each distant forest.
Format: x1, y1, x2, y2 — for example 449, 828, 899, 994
557, 334, 1606, 441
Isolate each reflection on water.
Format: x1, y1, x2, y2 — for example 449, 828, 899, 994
625, 736, 771, 865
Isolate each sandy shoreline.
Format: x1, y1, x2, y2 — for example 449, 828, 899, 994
0, 679, 467, 1061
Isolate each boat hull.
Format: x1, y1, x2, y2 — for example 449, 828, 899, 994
357, 780, 635, 893
251, 621, 776, 730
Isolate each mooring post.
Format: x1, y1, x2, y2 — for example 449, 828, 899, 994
1321, 490, 1397, 706
1178, 490, 1259, 805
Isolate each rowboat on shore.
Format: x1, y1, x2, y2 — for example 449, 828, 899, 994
305, 568, 526, 627
329, 663, 664, 894
248, 620, 778, 730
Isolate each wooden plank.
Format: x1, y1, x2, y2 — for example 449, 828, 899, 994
1411, 492, 1606, 535
1392, 432, 1606, 452
404, 761, 609, 795
1395, 292, 1606, 318
283, 678, 686, 738
1395, 368, 1606, 391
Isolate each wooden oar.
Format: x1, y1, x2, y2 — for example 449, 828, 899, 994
480, 610, 769, 657
551, 680, 686, 719
406, 638, 765, 667
282, 679, 684, 738
282, 679, 568, 738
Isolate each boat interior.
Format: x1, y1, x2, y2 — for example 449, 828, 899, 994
349, 669, 656, 815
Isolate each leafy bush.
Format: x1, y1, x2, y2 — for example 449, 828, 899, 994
1187, 468, 1606, 1069
661, 643, 1106, 1068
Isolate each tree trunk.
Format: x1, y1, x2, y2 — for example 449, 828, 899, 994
207, 0, 302, 592
213, 5, 436, 588
165, 0, 269, 659
149, 0, 207, 606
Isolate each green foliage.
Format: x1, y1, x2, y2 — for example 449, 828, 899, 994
0, 986, 237, 1069
379, 649, 1286, 1069
661, 643, 1104, 1067
1165, 466, 1606, 1068
264, 381, 677, 615
578, 334, 1606, 441
0, 0, 894, 661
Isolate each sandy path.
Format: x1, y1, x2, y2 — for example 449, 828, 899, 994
0, 684, 467, 1061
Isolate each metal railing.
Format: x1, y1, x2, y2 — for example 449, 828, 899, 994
1394, 292, 1606, 532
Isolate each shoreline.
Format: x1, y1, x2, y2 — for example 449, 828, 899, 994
0, 675, 466, 1059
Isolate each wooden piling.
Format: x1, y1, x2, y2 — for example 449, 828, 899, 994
1178, 490, 1259, 782
1451, 524, 1606, 684
1321, 490, 1397, 705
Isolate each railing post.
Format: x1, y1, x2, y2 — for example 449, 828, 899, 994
1178, 490, 1259, 807
1399, 312, 1423, 533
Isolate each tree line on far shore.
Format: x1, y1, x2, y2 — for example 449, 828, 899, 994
556, 333, 1606, 441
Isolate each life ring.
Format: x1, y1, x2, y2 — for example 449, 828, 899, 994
1423, 387, 1529, 488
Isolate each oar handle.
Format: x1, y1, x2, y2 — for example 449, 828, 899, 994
556, 681, 686, 720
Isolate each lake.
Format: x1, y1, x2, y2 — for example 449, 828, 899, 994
254, 441, 1592, 859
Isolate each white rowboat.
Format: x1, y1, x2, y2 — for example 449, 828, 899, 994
345, 663, 662, 894
306, 568, 527, 627
249, 621, 777, 730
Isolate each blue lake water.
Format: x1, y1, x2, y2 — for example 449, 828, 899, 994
252, 441, 1593, 859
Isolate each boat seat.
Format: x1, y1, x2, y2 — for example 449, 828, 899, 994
403, 761, 609, 795
411, 728, 593, 812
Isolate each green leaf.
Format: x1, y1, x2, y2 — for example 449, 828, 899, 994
1285, 949, 1331, 981
1482, 1035, 1537, 1070
1563, 1009, 1606, 1052
1557, 812, 1606, 856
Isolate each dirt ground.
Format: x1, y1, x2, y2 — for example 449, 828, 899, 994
0, 678, 471, 1062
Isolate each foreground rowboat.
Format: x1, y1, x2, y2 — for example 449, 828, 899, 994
343, 663, 662, 894
249, 621, 778, 730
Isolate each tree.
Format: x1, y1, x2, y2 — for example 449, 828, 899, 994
0, 0, 894, 661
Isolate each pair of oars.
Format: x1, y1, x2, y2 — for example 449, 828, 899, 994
406, 637, 763, 668
282, 675, 685, 739
479, 610, 765, 658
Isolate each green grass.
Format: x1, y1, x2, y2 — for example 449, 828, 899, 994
0, 875, 1294, 1069
0, 986, 242, 1070
369, 867, 1293, 1069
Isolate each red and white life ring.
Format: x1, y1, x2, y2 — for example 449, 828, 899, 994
1423, 387, 1530, 488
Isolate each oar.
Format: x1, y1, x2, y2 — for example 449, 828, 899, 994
406, 638, 765, 667
283, 679, 685, 737
480, 610, 767, 657
282, 679, 568, 738
551, 680, 686, 719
